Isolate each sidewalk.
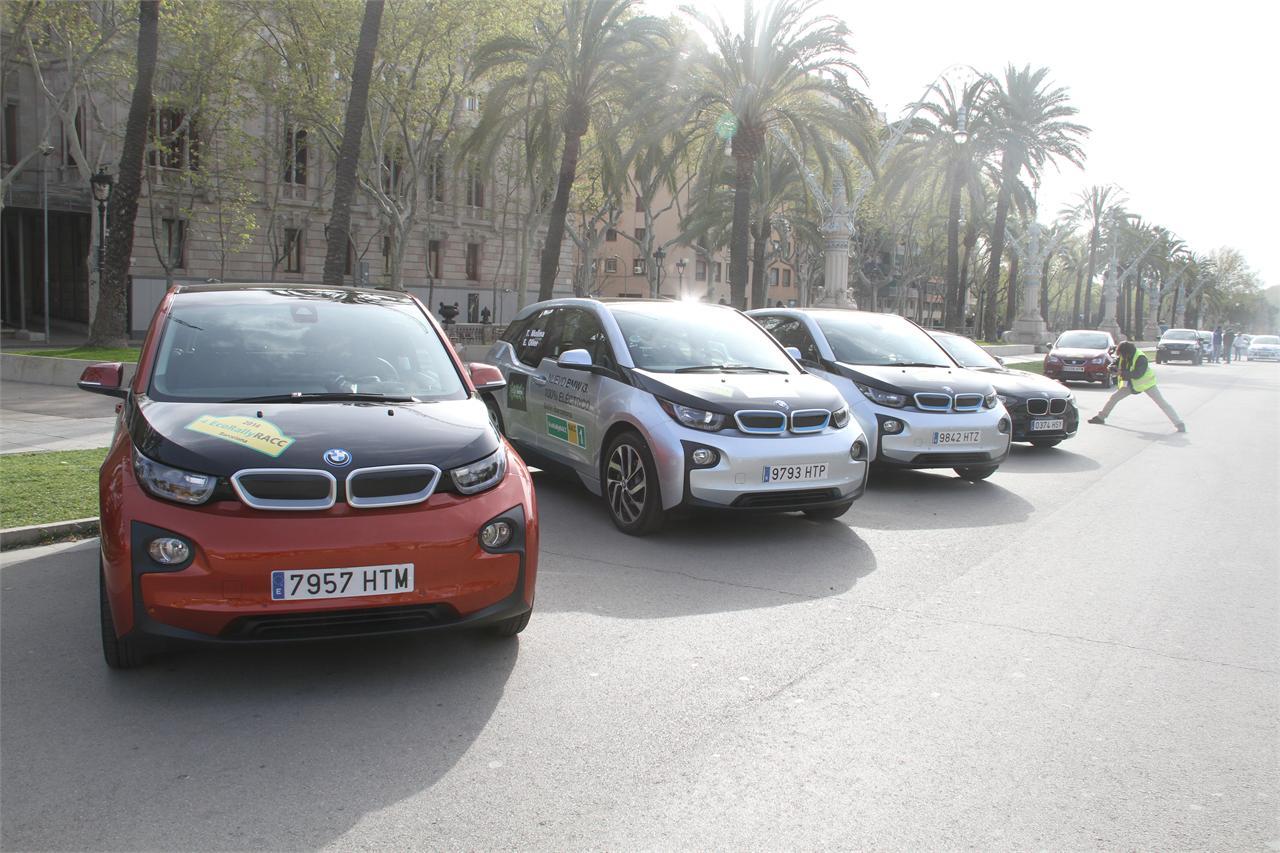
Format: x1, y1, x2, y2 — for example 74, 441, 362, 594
0, 382, 117, 454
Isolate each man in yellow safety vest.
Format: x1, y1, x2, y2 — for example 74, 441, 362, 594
1088, 341, 1186, 432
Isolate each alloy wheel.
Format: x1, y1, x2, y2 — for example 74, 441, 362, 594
606, 443, 647, 525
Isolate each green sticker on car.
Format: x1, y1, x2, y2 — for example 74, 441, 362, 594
546, 414, 587, 448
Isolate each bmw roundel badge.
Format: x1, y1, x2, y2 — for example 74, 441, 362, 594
324, 448, 352, 467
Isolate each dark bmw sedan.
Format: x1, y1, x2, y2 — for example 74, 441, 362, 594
930, 331, 1079, 448
79, 285, 537, 668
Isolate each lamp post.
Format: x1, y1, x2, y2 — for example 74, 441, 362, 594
652, 246, 666, 298
90, 166, 114, 291
675, 257, 687, 298
39, 142, 53, 343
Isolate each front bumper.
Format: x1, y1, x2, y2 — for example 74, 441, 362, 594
100, 451, 537, 644
1248, 350, 1280, 361
873, 408, 1011, 468
1044, 362, 1110, 382
1007, 404, 1080, 442
1158, 346, 1200, 362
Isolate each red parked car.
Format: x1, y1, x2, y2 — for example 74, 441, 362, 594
1043, 330, 1117, 386
80, 284, 537, 669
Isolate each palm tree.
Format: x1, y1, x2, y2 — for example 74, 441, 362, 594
981, 65, 1088, 338
321, 0, 384, 287
683, 0, 872, 308
88, 0, 160, 347
470, 0, 667, 302
1062, 184, 1123, 326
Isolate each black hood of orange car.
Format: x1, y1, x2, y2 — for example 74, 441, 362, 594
961, 367, 1072, 399
126, 395, 499, 477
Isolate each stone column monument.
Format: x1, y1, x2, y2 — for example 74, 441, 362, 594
815, 174, 856, 309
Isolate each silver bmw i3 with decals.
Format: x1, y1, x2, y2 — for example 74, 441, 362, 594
483, 299, 869, 534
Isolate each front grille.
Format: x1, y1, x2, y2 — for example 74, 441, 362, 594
232, 469, 337, 511
732, 488, 839, 509
953, 393, 983, 411
1063, 358, 1085, 366
347, 465, 441, 508
735, 410, 787, 434
1049, 398, 1068, 415
220, 603, 456, 641
789, 409, 830, 433
1026, 397, 1049, 416
914, 393, 951, 411
911, 452, 991, 465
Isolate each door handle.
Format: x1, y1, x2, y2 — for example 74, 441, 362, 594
531, 374, 547, 386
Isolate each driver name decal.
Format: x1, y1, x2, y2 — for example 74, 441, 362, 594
185, 415, 296, 457
546, 414, 587, 449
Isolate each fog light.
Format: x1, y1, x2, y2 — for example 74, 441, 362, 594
881, 419, 903, 435
691, 448, 717, 466
147, 537, 190, 565
850, 440, 866, 461
998, 418, 1011, 434
479, 520, 513, 549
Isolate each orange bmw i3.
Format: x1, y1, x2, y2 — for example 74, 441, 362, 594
81, 285, 537, 669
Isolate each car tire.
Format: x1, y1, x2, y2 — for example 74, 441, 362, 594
1194, 355, 1202, 365
602, 431, 665, 536
1030, 439, 1062, 448
99, 560, 149, 670
489, 609, 531, 637
955, 464, 998, 482
484, 396, 505, 436
803, 500, 855, 520
1155, 353, 1164, 364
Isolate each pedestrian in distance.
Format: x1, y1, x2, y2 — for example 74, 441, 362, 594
1089, 341, 1186, 432
1212, 325, 1223, 363
1234, 332, 1248, 361
1222, 328, 1236, 364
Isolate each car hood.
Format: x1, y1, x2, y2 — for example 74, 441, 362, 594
126, 396, 499, 477
630, 369, 846, 415
970, 367, 1072, 398
1049, 348, 1109, 359
829, 363, 995, 396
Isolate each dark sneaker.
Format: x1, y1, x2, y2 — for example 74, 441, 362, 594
1175, 422, 1187, 433
1088, 415, 1105, 425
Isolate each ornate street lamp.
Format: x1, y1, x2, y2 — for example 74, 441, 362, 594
90, 167, 114, 287
652, 246, 666, 298
953, 105, 970, 145
675, 257, 687, 298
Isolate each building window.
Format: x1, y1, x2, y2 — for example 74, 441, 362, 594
634, 227, 646, 242
466, 243, 481, 280
61, 104, 85, 165
713, 262, 722, 282
464, 94, 480, 111
428, 240, 441, 279
283, 228, 303, 273
381, 155, 403, 195
382, 235, 391, 274
283, 126, 307, 185
695, 260, 707, 282
344, 238, 354, 276
466, 169, 485, 208
149, 108, 199, 170
632, 258, 645, 276
604, 257, 618, 274
783, 268, 792, 287
3, 103, 17, 166
163, 218, 186, 269
634, 195, 644, 212
605, 228, 617, 242
769, 268, 779, 287
428, 154, 445, 201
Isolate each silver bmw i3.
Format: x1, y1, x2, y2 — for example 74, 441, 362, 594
483, 299, 870, 534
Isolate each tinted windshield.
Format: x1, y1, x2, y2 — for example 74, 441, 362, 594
610, 303, 795, 373
814, 313, 951, 367
1252, 335, 1280, 344
1161, 329, 1198, 341
149, 290, 466, 402
931, 334, 1001, 369
1056, 331, 1111, 349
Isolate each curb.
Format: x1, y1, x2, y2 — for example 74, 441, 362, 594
1, 517, 99, 551
1, 353, 137, 389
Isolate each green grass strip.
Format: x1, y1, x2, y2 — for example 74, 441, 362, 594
1, 448, 106, 529
7, 346, 139, 362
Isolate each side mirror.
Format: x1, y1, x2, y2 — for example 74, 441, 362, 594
556, 348, 594, 371
78, 362, 128, 398
467, 362, 506, 393
995, 356, 1006, 365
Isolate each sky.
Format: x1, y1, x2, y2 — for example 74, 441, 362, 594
650, 0, 1277, 286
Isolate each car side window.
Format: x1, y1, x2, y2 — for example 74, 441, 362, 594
501, 316, 529, 347
765, 318, 821, 364
515, 309, 555, 367
550, 309, 617, 372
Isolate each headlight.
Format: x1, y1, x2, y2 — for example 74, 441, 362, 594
132, 449, 216, 505
658, 399, 726, 432
1089, 355, 1108, 365
997, 394, 1020, 407
450, 448, 507, 495
855, 383, 907, 408
983, 392, 999, 409
831, 406, 851, 429
1046, 355, 1061, 364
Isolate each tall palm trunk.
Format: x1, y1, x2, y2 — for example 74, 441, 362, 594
728, 151, 754, 309
1004, 251, 1019, 329
943, 164, 962, 329
538, 105, 588, 301
1071, 264, 1084, 327
960, 218, 976, 331
322, 0, 384, 287
1081, 225, 1098, 325
88, 0, 158, 347
983, 152, 1017, 338
1040, 255, 1051, 323
750, 222, 769, 309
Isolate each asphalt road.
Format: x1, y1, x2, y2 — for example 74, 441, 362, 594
2, 361, 1277, 850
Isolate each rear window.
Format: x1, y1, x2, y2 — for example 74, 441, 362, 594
1252, 335, 1280, 344
149, 290, 466, 402
1161, 330, 1197, 341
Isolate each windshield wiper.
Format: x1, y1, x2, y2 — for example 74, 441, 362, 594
672, 364, 787, 374
227, 392, 414, 403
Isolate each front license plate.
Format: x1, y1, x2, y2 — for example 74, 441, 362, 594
270, 564, 414, 601
763, 463, 828, 483
933, 430, 981, 445
1030, 418, 1064, 431
1063, 365, 1085, 373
